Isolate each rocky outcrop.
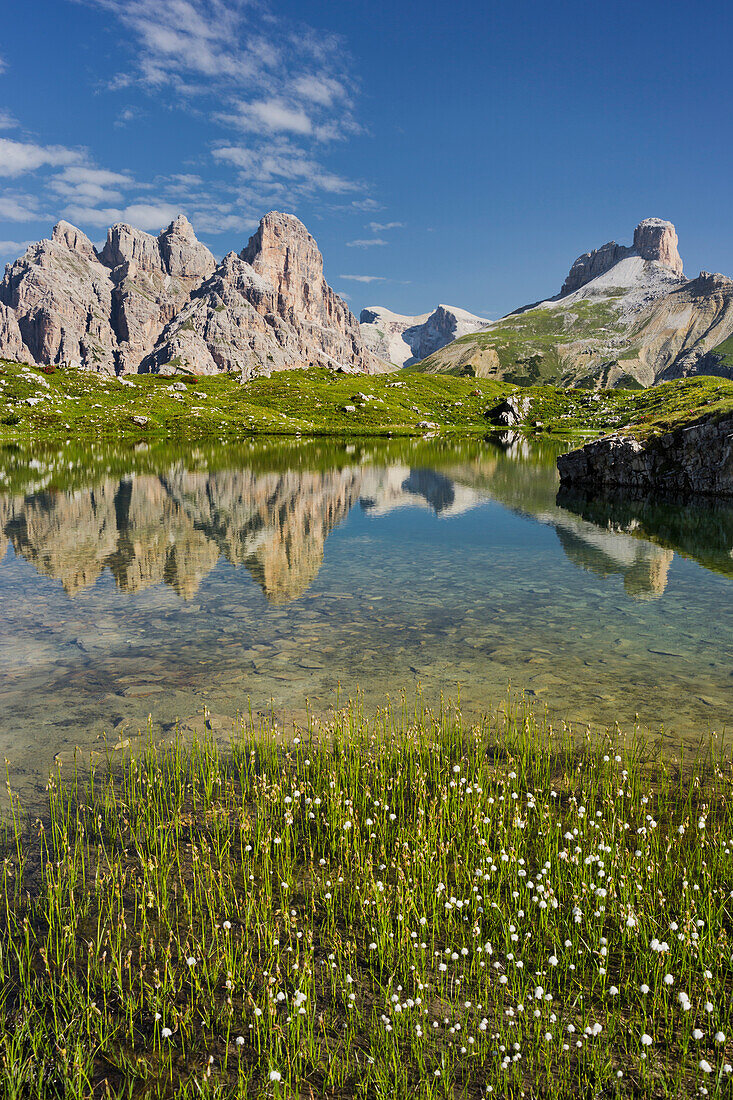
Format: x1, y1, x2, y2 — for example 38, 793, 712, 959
633, 218, 683, 275
0, 212, 380, 379
360, 304, 492, 367
560, 217, 683, 297
485, 395, 533, 427
0, 305, 33, 364
560, 240, 633, 297
557, 415, 733, 495
0, 224, 118, 373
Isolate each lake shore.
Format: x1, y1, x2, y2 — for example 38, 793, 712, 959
0, 694, 731, 1098
2, 359, 732, 445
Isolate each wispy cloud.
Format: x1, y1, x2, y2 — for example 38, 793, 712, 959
223, 98, 313, 135
0, 110, 17, 130
0, 240, 32, 265
63, 201, 183, 231
367, 221, 403, 232
213, 143, 358, 197
339, 274, 386, 283
347, 237, 387, 248
0, 195, 44, 222
82, 0, 364, 207
0, 137, 85, 178
49, 165, 137, 206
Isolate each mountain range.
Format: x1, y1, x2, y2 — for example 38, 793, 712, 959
1, 211, 733, 389
0, 211, 382, 379
410, 218, 733, 387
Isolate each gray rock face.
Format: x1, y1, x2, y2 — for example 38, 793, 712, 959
0, 211, 379, 379
560, 218, 684, 297
557, 415, 733, 496
0, 305, 33, 364
142, 213, 382, 378
633, 218, 683, 275
0, 228, 118, 373
560, 241, 632, 297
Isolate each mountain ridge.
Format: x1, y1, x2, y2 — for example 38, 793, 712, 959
0, 212, 383, 379
414, 218, 733, 388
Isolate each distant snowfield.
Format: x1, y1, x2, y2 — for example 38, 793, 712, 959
360, 303, 493, 367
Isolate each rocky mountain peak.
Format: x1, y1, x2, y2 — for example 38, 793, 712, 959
240, 211, 326, 321
632, 218, 683, 275
158, 216, 216, 280
359, 303, 493, 368
51, 221, 98, 261
100, 223, 161, 274
560, 217, 685, 297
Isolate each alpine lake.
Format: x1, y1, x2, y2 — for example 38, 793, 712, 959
0, 432, 731, 806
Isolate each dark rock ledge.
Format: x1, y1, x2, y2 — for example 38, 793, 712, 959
557, 414, 733, 496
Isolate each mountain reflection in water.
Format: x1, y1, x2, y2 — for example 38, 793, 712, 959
2, 439, 725, 604
0, 435, 731, 798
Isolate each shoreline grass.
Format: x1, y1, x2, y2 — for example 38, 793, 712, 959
1, 695, 732, 1097
2, 359, 731, 448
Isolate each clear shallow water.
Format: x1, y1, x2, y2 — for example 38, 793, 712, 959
0, 435, 731, 802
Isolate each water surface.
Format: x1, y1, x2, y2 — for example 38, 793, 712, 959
0, 435, 731, 801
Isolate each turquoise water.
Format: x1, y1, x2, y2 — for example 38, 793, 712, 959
0, 435, 731, 802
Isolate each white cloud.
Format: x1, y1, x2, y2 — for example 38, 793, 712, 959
339, 274, 386, 283
0, 138, 84, 178
347, 238, 387, 248
0, 240, 32, 264
368, 221, 403, 232
213, 142, 358, 197
49, 165, 137, 206
0, 110, 17, 130
63, 201, 183, 231
292, 74, 345, 107
82, 0, 364, 198
0, 195, 44, 222
227, 98, 313, 135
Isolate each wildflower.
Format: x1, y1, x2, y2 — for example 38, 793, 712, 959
641, 1034, 653, 1046
700, 1060, 712, 1074
548, 955, 558, 966
235, 1036, 245, 1046
664, 974, 674, 985
269, 1070, 282, 1082
186, 956, 196, 967
608, 986, 619, 996
716, 1032, 726, 1044
161, 1027, 173, 1039
693, 1029, 704, 1040
640, 984, 650, 994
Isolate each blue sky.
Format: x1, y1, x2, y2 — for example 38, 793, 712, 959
1, 0, 732, 318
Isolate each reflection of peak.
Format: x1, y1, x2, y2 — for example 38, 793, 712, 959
556, 486, 733, 580
553, 523, 673, 599
0, 467, 363, 604
359, 466, 483, 517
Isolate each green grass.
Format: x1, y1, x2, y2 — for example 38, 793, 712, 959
0, 694, 732, 1097
0, 360, 731, 451
414, 296, 628, 386
705, 334, 733, 372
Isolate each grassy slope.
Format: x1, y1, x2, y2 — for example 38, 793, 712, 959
414, 294, 629, 386
0, 360, 731, 447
